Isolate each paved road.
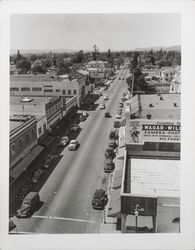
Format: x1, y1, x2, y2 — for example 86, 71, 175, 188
11, 67, 129, 234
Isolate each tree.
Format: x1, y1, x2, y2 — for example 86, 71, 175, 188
30, 54, 38, 62
16, 59, 31, 74
107, 49, 111, 58
32, 64, 46, 74
16, 49, 22, 62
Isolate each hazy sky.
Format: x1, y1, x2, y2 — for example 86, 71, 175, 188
11, 14, 180, 51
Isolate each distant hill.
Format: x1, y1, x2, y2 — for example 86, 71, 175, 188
133, 45, 181, 52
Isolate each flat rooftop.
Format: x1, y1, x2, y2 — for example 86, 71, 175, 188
10, 120, 24, 131
10, 95, 54, 106
130, 158, 180, 198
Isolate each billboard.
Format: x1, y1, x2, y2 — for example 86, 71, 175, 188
126, 119, 180, 144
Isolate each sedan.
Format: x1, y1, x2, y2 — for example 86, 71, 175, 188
16, 183, 33, 201
42, 155, 54, 169
70, 124, 80, 132
116, 114, 122, 119
83, 111, 89, 117
99, 103, 105, 109
57, 136, 69, 147
31, 169, 44, 184
68, 140, 79, 151
103, 95, 109, 101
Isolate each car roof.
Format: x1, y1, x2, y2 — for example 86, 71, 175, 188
94, 189, 105, 198
70, 139, 77, 143
62, 136, 68, 139
24, 192, 39, 200
105, 158, 112, 163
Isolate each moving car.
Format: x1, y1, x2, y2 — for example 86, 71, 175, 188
114, 121, 120, 128
105, 112, 110, 118
68, 140, 79, 151
80, 114, 86, 122
108, 139, 117, 148
118, 102, 124, 108
31, 169, 44, 184
16, 183, 33, 201
42, 155, 54, 169
92, 189, 108, 209
116, 114, 121, 119
83, 111, 89, 117
103, 95, 109, 101
99, 103, 105, 109
16, 192, 40, 218
109, 129, 118, 140
70, 123, 80, 132
104, 158, 115, 173
57, 136, 69, 147
9, 219, 16, 232
105, 147, 115, 159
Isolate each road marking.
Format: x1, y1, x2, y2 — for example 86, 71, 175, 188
32, 215, 97, 223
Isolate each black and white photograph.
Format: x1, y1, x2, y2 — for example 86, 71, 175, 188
9, 12, 181, 235
1, 0, 195, 249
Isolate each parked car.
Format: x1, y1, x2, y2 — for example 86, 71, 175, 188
80, 114, 86, 122
16, 192, 40, 218
83, 111, 89, 117
116, 114, 121, 119
118, 102, 124, 108
114, 121, 120, 128
9, 219, 16, 232
99, 103, 105, 109
105, 147, 115, 159
16, 183, 33, 201
42, 155, 54, 169
108, 139, 117, 148
119, 77, 121, 80
103, 95, 109, 101
31, 169, 44, 184
118, 108, 123, 115
105, 112, 110, 118
92, 189, 108, 209
68, 140, 79, 151
104, 158, 115, 173
70, 123, 80, 132
109, 129, 118, 140
57, 136, 69, 147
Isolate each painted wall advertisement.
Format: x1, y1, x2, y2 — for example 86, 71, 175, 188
127, 120, 180, 144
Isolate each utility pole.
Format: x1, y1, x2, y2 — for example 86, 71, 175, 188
131, 71, 134, 98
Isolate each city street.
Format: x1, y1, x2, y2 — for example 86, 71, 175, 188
10, 68, 128, 234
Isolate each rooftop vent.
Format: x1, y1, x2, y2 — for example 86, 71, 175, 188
149, 103, 154, 107
157, 93, 161, 96
174, 103, 178, 107
160, 96, 164, 100
147, 113, 152, 119
21, 97, 33, 102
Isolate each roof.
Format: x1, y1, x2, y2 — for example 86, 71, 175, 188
93, 189, 105, 198
10, 74, 61, 82
130, 158, 180, 198
10, 95, 54, 106
10, 120, 24, 131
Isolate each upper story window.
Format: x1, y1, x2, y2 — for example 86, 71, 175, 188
73, 90, 77, 95
68, 90, 71, 95
44, 89, 53, 93
10, 87, 19, 91
62, 90, 66, 95
25, 134, 30, 143
56, 89, 60, 92
32, 87, 42, 91
21, 87, 30, 91
31, 128, 36, 138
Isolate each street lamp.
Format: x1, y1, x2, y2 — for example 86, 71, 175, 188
134, 204, 139, 233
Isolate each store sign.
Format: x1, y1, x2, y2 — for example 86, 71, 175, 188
127, 120, 180, 144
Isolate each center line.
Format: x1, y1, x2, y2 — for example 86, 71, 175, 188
32, 215, 97, 223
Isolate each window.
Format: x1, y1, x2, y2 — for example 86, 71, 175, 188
25, 134, 30, 143
38, 127, 42, 135
32, 87, 42, 91
62, 90, 66, 95
73, 90, 77, 95
31, 128, 36, 138
18, 139, 23, 149
56, 89, 60, 92
68, 90, 71, 95
11, 143, 16, 156
10, 87, 19, 91
44, 89, 53, 93
21, 87, 30, 91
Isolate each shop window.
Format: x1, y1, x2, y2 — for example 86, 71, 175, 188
11, 143, 16, 156
18, 139, 23, 149
21, 87, 30, 91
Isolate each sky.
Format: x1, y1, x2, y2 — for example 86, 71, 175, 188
10, 14, 181, 51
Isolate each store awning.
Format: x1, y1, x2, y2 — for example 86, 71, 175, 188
112, 169, 123, 189
10, 153, 37, 179
107, 188, 121, 217
30, 144, 44, 156
39, 134, 55, 148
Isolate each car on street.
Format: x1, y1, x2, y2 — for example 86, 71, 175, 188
108, 139, 117, 148
109, 129, 118, 140
68, 140, 79, 151
16, 183, 33, 201
31, 169, 44, 184
104, 158, 115, 173
114, 120, 120, 128
118, 102, 124, 108
42, 155, 55, 169
92, 189, 108, 209
105, 147, 115, 159
105, 112, 110, 118
16, 192, 40, 218
57, 136, 69, 147
99, 103, 105, 109
119, 77, 121, 80
116, 114, 122, 119
70, 123, 80, 132
80, 114, 86, 122
83, 111, 89, 117
9, 219, 16, 232
103, 95, 109, 100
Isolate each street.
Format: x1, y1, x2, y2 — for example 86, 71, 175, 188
10, 68, 128, 234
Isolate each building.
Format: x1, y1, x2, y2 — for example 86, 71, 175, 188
10, 115, 44, 182
160, 67, 175, 82
108, 93, 180, 233
170, 66, 181, 93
